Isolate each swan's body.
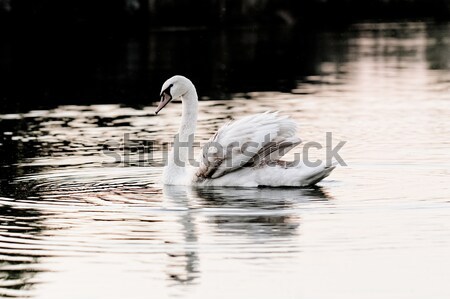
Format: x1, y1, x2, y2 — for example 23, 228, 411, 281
156, 75, 335, 187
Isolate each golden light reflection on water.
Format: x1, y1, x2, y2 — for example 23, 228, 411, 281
0, 22, 450, 298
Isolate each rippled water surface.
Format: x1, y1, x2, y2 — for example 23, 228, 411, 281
1, 22, 450, 298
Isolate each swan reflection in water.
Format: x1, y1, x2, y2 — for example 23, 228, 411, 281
161, 185, 333, 289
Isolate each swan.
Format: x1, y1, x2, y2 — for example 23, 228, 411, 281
155, 75, 335, 187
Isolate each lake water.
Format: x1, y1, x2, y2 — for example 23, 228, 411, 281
0, 21, 450, 298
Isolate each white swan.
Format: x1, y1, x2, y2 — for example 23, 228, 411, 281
155, 75, 335, 187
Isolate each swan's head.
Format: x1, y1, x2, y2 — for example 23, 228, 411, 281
155, 75, 195, 114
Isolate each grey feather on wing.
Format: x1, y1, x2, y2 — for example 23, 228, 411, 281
196, 157, 223, 179
246, 138, 301, 167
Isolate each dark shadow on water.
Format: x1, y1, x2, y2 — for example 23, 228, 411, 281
194, 185, 332, 207
0, 25, 335, 112
1, 21, 448, 113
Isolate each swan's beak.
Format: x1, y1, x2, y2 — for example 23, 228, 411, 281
155, 92, 172, 115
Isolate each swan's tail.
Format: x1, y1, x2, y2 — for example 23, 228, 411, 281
300, 163, 336, 186
255, 160, 336, 187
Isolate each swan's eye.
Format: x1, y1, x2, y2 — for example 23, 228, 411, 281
161, 84, 174, 97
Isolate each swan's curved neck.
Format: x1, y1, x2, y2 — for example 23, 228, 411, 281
173, 88, 198, 166
179, 90, 198, 142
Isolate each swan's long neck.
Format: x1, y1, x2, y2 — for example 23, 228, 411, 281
174, 88, 198, 165
179, 90, 198, 142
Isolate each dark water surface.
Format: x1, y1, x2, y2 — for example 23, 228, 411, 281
0, 22, 450, 298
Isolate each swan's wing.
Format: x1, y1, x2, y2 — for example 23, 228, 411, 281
195, 112, 301, 180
